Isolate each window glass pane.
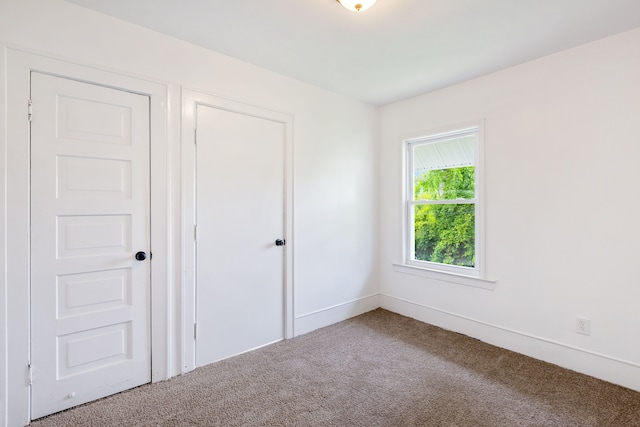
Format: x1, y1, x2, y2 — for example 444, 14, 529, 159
414, 203, 475, 267
414, 166, 475, 201
412, 133, 475, 171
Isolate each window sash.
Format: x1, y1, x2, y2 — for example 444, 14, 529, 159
407, 201, 478, 270
410, 199, 477, 206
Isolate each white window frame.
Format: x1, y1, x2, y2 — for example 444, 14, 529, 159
403, 121, 485, 279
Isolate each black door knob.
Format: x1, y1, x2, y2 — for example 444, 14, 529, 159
275, 239, 285, 247
135, 251, 147, 261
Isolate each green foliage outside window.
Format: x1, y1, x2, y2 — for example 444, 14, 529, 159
414, 167, 475, 267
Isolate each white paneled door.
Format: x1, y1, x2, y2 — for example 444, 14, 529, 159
195, 104, 285, 366
30, 72, 151, 419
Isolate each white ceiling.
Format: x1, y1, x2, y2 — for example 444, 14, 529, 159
66, 0, 640, 106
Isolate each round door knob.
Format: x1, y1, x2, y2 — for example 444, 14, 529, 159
135, 251, 147, 261
275, 239, 285, 247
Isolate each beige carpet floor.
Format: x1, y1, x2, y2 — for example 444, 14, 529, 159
31, 309, 640, 426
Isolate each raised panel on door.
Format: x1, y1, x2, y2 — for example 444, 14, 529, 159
195, 104, 285, 366
30, 72, 151, 419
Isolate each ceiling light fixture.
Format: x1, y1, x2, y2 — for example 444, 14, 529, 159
336, 0, 377, 12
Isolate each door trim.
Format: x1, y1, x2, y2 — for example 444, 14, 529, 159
181, 89, 294, 373
3, 47, 172, 426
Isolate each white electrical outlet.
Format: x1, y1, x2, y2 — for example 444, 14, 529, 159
576, 318, 591, 336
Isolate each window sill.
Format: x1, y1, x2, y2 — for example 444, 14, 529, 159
392, 263, 496, 290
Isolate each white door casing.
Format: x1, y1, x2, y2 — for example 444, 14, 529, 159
4, 48, 172, 427
181, 91, 294, 372
30, 72, 151, 419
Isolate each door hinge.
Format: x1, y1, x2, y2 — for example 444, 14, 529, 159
28, 99, 33, 122
194, 323, 198, 340
27, 363, 33, 386
194, 224, 199, 242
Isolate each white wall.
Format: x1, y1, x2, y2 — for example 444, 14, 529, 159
0, 0, 378, 424
379, 28, 640, 391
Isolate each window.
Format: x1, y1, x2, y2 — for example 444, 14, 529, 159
405, 125, 482, 277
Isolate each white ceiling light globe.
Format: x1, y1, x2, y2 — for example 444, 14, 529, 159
337, 0, 377, 12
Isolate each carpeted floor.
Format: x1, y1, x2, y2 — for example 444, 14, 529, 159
31, 309, 640, 426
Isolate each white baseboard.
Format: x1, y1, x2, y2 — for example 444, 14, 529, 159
294, 294, 380, 336
380, 293, 640, 393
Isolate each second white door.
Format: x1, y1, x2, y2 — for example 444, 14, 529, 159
195, 103, 286, 366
